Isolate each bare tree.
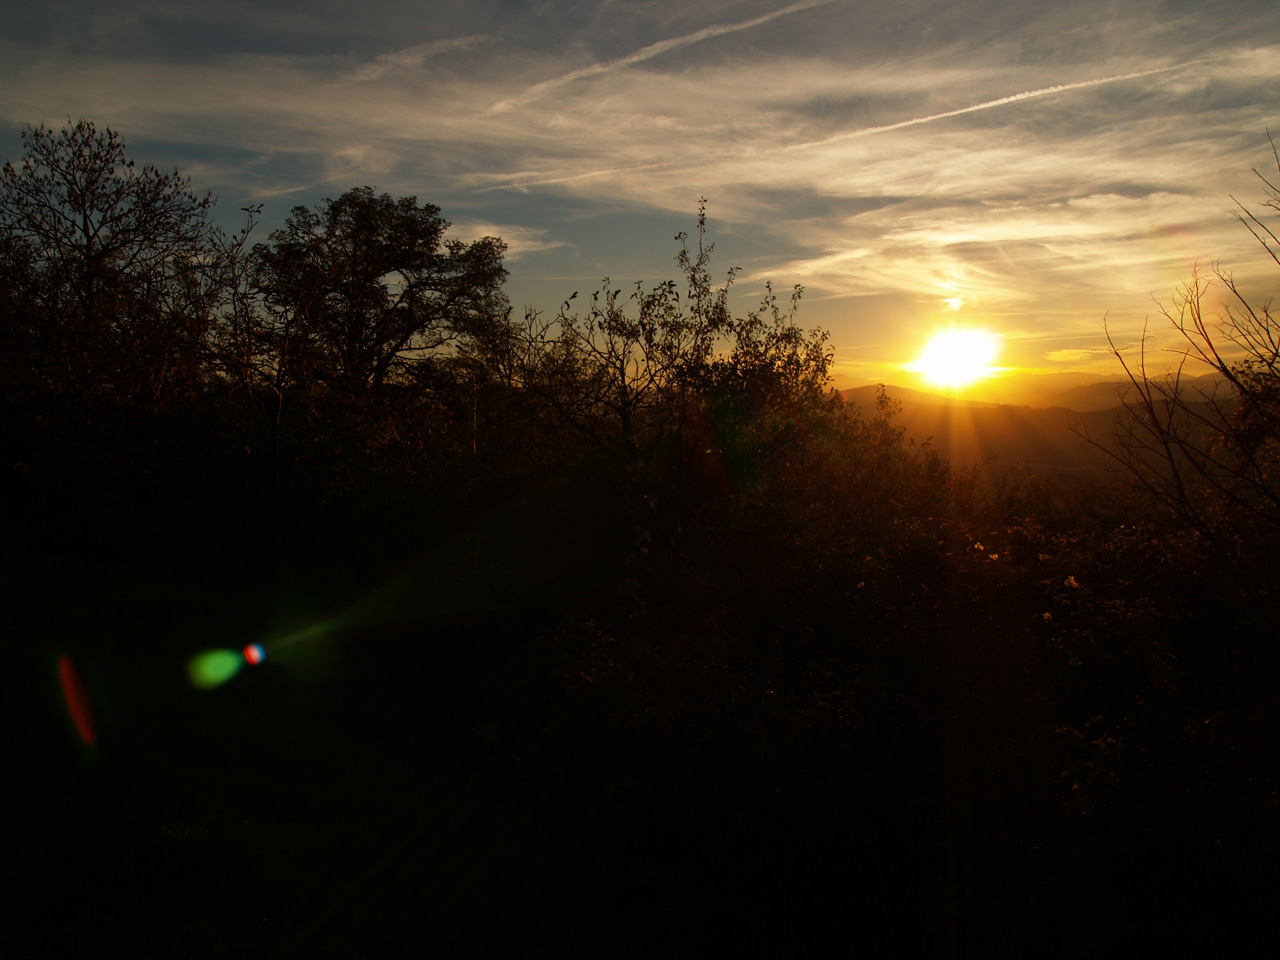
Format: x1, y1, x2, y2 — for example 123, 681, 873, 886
1102, 135, 1280, 564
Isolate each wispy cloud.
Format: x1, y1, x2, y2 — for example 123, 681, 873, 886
3, 1, 1278, 377
351, 36, 489, 82
781, 63, 1194, 153
491, 0, 837, 111
449, 221, 571, 260
478, 60, 1197, 192
1046, 347, 1114, 363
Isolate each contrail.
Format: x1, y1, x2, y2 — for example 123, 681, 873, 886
485, 60, 1190, 190
783, 64, 1186, 153
491, 0, 836, 112
477, 158, 685, 192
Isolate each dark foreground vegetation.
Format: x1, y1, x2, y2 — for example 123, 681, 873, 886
5, 121, 1279, 956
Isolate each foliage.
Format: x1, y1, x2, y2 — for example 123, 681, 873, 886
497, 202, 729, 464
499, 200, 840, 515
244, 186, 508, 402
0, 120, 215, 411
6, 119, 1280, 956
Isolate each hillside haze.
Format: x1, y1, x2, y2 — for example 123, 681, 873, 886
841, 382, 1131, 484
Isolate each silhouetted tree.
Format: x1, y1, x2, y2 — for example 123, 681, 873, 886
0, 119, 215, 412
1103, 136, 1280, 573
503, 202, 834, 488
248, 187, 508, 402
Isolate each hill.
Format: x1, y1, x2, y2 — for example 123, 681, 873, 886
841, 371, 1228, 411
841, 384, 1124, 484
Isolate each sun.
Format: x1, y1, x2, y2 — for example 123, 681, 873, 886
911, 328, 1001, 389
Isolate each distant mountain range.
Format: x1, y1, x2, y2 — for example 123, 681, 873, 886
836, 371, 1225, 411
838, 381, 1139, 485
836, 371, 1230, 485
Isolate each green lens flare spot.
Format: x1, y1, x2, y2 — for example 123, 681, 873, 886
188, 649, 244, 689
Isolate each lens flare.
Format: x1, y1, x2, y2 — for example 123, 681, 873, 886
188, 649, 244, 689
58, 654, 97, 747
244, 643, 266, 665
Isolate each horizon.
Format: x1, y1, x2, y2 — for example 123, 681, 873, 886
3, 1, 1278, 391
838, 363, 1226, 405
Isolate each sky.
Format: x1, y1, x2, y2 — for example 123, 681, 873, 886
2, 0, 1278, 392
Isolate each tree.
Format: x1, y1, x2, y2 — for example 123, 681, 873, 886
1102, 135, 1280, 572
499, 203, 738, 465
248, 186, 508, 401
501, 201, 837, 515
0, 119, 215, 410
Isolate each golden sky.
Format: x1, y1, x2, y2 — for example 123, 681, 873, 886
2, 0, 1278, 390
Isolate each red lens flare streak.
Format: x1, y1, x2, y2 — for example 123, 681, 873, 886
58, 654, 97, 747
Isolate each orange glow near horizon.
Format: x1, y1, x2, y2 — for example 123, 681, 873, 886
909, 328, 1002, 389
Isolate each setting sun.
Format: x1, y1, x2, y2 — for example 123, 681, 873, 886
911, 329, 1001, 389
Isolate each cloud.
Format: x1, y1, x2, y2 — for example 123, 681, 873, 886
1046, 348, 1115, 363
351, 36, 489, 82
3, 1, 1278, 377
467, 46, 1273, 209
780, 63, 1193, 153
449, 220, 571, 260
490, 0, 837, 111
